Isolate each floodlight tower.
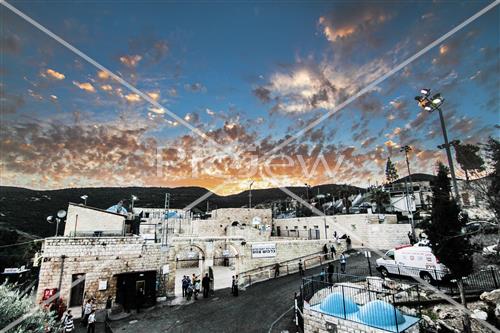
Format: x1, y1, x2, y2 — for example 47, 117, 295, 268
415, 89, 460, 201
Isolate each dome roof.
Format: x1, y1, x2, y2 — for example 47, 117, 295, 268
319, 292, 359, 316
358, 300, 406, 327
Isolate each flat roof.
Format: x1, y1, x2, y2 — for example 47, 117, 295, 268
68, 202, 127, 218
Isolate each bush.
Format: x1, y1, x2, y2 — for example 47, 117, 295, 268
0, 283, 56, 333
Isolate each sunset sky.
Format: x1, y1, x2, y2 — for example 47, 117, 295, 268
1, 1, 499, 194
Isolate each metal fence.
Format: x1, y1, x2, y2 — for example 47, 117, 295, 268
374, 264, 500, 295
299, 277, 422, 333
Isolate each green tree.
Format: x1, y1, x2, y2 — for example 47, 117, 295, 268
454, 143, 485, 182
385, 158, 399, 183
369, 188, 390, 213
0, 283, 57, 333
424, 163, 473, 333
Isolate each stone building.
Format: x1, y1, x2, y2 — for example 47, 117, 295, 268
36, 237, 174, 310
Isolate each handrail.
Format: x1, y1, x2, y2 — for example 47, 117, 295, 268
239, 250, 337, 287
238, 250, 325, 277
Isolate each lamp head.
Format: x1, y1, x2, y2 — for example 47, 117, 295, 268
420, 88, 431, 96
431, 93, 443, 105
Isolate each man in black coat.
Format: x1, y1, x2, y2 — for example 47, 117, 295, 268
202, 273, 210, 298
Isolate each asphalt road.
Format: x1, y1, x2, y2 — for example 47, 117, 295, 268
108, 252, 377, 333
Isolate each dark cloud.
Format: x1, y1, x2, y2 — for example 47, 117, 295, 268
0, 85, 25, 114
184, 83, 206, 93
253, 86, 272, 103
0, 34, 22, 54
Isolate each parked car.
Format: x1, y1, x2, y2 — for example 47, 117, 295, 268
482, 244, 500, 257
376, 244, 451, 284
464, 221, 499, 234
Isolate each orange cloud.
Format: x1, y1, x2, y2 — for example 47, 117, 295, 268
119, 55, 142, 68
124, 93, 141, 102
46, 69, 65, 80
72, 81, 95, 92
147, 92, 160, 101
101, 84, 113, 91
97, 70, 110, 80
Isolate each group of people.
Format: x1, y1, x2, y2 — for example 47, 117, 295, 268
181, 273, 212, 301
231, 275, 239, 296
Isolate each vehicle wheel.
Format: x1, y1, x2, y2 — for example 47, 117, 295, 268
380, 267, 389, 277
420, 272, 434, 285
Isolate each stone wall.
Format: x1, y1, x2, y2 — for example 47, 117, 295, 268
191, 219, 226, 236
239, 239, 346, 273
37, 237, 175, 308
211, 208, 272, 226
303, 306, 419, 333
273, 214, 409, 250
226, 225, 271, 241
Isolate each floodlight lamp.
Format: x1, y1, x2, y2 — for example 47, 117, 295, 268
432, 94, 443, 105
420, 89, 431, 95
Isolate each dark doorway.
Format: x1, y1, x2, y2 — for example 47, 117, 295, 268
115, 271, 156, 311
309, 229, 320, 240
69, 273, 85, 307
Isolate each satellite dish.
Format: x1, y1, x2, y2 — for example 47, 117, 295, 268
81, 195, 88, 200
47, 216, 54, 223
57, 210, 67, 219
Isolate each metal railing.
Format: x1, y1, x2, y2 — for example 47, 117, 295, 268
375, 264, 499, 295
238, 251, 336, 287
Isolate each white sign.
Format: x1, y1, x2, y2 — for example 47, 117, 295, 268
251, 243, 277, 258
162, 264, 170, 274
98, 280, 107, 291
252, 216, 262, 225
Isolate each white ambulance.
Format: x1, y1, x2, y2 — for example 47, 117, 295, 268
375, 244, 451, 284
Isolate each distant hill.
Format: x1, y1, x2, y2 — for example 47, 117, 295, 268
392, 173, 436, 184
0, 183, 362, 237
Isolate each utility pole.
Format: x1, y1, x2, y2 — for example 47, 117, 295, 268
400, 145, 416, 240
163, 193, 170, 246
249, 180, 254, 209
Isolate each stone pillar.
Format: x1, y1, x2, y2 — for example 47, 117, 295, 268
203, 241, 214, 275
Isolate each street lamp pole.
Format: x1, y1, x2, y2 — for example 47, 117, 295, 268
400, 145, 415, 240
436, 107, 461, 201
415, 89, 460, 202
249, 180, 254, 209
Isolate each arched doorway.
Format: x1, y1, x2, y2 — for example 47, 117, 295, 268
212, 243, 239, 290
174, 245, 205, 297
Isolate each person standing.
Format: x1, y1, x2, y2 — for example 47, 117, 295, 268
194, 278, 201, 300
327, 263, 334, 283
339, 253, 346, 273
298, 259, 304, 276
182, 276, 189, 297
330, 244, 336, 259
346, 236, 352, 250
82, 299, 92, 327
202, 273, 210, 298
274, 263, 280, 278
323, 244, 328, 260
209, 266, 215, 296
319, 268, 326, 282
87, 310, 96, 333
232, 275, 239, 297
63, 313, 74, 333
